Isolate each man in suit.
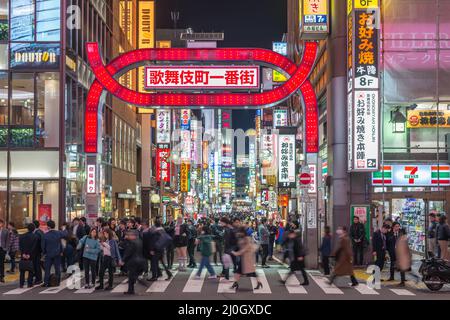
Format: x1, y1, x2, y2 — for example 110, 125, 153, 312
19, 223, 38, 288
0, 219, 10, 282
372, 224, 390, 273
71, 217, 86, 240
41, 220, 68, 287
32, 220, 44, 284
387, 222, 401, 281
350, 216, 366, 266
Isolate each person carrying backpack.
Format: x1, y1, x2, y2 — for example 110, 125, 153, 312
211, 218, 224, 266
195, 226, 217, 280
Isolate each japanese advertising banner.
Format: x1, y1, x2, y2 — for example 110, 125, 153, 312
354, 10, 379, 90
347, 7, 380, 172
180, 162, 191, 192
273, 108, 288, 128
352, 91, 379, 170
372, 164, 450, 186
301, 0, 329, 35
138, 1, 155, 93
261, 133, 275, 169
407, 110, 450, 128
278, 134, 296, 188
156, 110, 171, 144
180, 109, 191, 130
87, 164, 96, 194
272, 42, 288, 82
145, 66, 260, 89
180, 130, 191, 162
156, 148, 171, 183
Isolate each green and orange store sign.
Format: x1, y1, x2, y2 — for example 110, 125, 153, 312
372, 164, 450, 186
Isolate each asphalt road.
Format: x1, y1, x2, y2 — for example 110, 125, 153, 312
0, 259, 449, 300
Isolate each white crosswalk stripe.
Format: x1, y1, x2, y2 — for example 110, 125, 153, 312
390, 288, 415, 296
183, 269, 207, 293
40, 274, 85, 294
146, 271, 178, 293
308, 272, 344, 294
217, 277, 236, 293
3, 286, 36, 295
75, 286, 96, 294
277, 270, 307, 294
353, 283, 379, 295
111, 279, 129, 293
250, 269, 271, 294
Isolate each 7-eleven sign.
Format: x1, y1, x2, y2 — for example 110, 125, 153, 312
372, 164, 450, 186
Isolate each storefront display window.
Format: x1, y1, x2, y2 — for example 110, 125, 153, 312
9, 180, 33, 228
35, 180, 59, 226
0, 151, 5, 177
11, 73, 34, 126
11, 0, 35, 41
36, 0, 60, 41
9, 151, 59, 178
392, 198, 426, 253
0, 44, 7, 70
37, 72, 59, 148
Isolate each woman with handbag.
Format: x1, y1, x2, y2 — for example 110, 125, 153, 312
96, 228, 122, 290
77, 229, 101, 289
18, 223, 38, 288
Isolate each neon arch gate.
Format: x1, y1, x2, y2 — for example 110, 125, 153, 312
85, 42, 319, 154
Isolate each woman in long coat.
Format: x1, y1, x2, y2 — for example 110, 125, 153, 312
230, 227, 263, 291
395, 228, 411, 287
328, 226, 359, 286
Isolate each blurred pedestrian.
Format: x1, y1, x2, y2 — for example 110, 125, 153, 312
268, 220, 277, 261
174, 216, 188, 271
122, 230, 147, 295
328, 226, 358, 287
279, 230, 309, 285
320, 226, 332, 275
427, 213, 438, 257
7, 222, 19, 274
372, 224, 390, 272
437, 215, 450, 260
0, 219, 9, 282
164, 215, 175, 269
258, 218, 270, 268
231, 227, 262, 291
386, 222, 401, 281
195, 226, 216, 279
395, 228, 411, 287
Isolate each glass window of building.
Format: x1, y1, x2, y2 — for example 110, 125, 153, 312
0, 44, 8, 70
0, 0, 8, 41
9, 180, 33, 229
37, 72, 60, 148
0, 180, 5, 222
0, 71, 7, 126
36, 0, 60, 41
11, 0, 35, 41
11, 73, 34, 126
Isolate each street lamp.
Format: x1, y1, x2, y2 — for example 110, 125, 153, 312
391, 108, 407, 133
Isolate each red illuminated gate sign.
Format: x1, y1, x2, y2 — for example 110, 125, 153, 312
85, 42, 319, 154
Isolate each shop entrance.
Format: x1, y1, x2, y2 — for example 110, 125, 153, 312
373, 193, 447, 255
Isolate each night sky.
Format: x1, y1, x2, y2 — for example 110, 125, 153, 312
155, 0, 287, 130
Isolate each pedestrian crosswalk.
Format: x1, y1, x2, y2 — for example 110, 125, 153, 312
0, 269, 418, 297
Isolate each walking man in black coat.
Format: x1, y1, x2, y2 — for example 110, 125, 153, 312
122, 230, 147, 295
372, 224, 390, 272
19, 223, 38, 288
386, 222, 401, 281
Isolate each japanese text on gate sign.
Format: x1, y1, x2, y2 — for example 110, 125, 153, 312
87, 165, 96, 194
144, 66, 260, 89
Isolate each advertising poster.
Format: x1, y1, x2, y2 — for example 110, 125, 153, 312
38, 204, 52, 228
180, 162, 191, 192
278, 134, 296, 188
156, 110, 171, 144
